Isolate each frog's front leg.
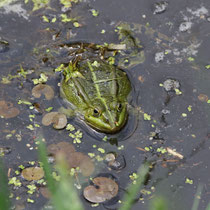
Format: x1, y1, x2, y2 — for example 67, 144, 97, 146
58, 107, 75, 118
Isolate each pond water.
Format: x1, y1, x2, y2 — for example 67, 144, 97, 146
0, 0, 210, 209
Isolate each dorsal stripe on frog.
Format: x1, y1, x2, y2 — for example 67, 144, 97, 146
87, 61, 116, 128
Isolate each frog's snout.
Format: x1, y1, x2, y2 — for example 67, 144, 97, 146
85, 111, 124, 133
102, 112, 123, 132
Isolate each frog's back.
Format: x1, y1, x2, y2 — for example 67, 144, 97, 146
78, 60, 131, 100
61, 59, 131, 110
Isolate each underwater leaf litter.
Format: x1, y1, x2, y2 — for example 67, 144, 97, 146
21, 167, 44, 181
32, 84, 54, 100
42, 112, 67, 129
83, 177, 119, 203
0, 100, 20, 119
47, 141, 95, 177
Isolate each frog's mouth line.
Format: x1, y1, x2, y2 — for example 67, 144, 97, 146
84, 107, 128, 134
85, 117, 127, 133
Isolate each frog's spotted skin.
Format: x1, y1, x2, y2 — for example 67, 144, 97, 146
60, 59, 131, 133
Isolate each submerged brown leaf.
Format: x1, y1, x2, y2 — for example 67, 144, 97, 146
21, 167, 44, 181
42, 112, 58, 126
32, 84, 54, 100
0, 100, 20, 119
42, 112, 67, 129
47, 142, 94, 176
198, 94, 208, 102
47, 142, 76, 158
83, 177, 118, 203
66, 152, 95, 177
52, 113, 67, 129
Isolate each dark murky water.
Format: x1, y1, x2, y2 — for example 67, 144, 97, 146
0, 0, 210, 209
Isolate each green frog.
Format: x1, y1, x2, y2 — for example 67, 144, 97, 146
60, 57, 131, 133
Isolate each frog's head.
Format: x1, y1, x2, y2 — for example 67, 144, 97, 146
84, 100, 128, 133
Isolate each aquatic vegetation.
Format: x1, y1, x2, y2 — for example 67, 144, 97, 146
21, 167, 44, 181
32, 84, 54, 100
60, 0, 78, 8
0, 146, 209, 209
83, 177, 119, 203
149, 196, 168, 210
104, 152, 126, 170
42, 112, 67, 129
47, 141, 95, 177
119, 163, 150, 210
29, 0, 50, 11
0, 38, 9, 53
32, 73, 48, 85
38, 141, 84, 210
0, 100, 20, 119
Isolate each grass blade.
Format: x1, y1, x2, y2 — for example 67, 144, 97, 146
149, 196, 168, 210
0, 159, 10, 210
38, 141, 56, 194
206, 203, 210, 210
192, 184, 203, 210
38, 140, 84, 210
120, 163, 150, 210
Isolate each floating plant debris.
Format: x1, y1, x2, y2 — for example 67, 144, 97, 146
0, 146, 11, 155
198, 94, 208, 102
66, 152, 95, 177
32, 84, 54, 100
42, 112, 67, 129
0, 38, 9, 53
47, 142, 94, 176
42, 112, 58, 126
51, 113, 68, 129
47, 141, 76, 158
21, 167, 44, 181
0, 100, 20, 118
153, 1, 168, 14
163, 79, 180, 92
104, 153, 126, 170
83, 177, 118, 203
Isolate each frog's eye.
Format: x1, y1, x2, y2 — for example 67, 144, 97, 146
93, 108, 101, 117
117, 103, 122, 112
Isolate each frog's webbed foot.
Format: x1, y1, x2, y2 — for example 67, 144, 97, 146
58, 107, 75, 117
